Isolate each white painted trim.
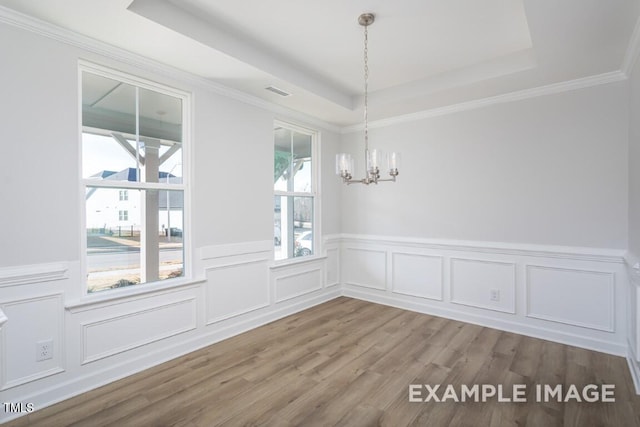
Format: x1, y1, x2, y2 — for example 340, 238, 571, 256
203, 259, 270, 325
622, 15, 640, 76
342, 286, 626, 357
525, 264, 616, 332
205, 301, 271, 325
274, 268, 323, 303
0, 293, 65, 390
390, 252, 444, 301
270, 255, 326, 270
337, 233, 625, 263
0, 263, 69, 287
0, 308, 6, 327
343, 247, 388, 290
66, 280, 204, 312
325, 247, 340, 288
342, 71, 627, 133
81, 298, 197, 364
449, 258, 517, 314
627, 341, 640, 394
199, 240, 272, 260
0, 5, 341, 134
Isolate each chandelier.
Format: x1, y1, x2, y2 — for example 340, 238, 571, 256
336, 13, 400, 185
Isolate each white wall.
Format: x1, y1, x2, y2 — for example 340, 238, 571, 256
340, 82, 629, 249
0, 18, 341, 423
0, 24, 81, 267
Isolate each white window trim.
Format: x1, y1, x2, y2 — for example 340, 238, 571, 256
78, 60, 192, 298
272, 120, 322, 266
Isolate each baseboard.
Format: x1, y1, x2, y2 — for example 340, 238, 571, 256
626, 341, 640, 394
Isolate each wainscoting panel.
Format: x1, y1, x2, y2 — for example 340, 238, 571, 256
526, 265, 615, 332
450, 258, 516, 314
205, 260, 270, 324
82, 297, 197, 364
1, 293, 64, 389
275, 267, 323, 303
343, 248, 387, 290
326, 248, 340, 287
338, 234, 627, 356
391, 252, 443, 300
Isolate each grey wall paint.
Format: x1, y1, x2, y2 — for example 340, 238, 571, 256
339, 82, 629, 249
629, 58, 640, 258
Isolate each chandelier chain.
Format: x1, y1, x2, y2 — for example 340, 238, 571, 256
335, 12, 398, 186
364, 22, 369, 152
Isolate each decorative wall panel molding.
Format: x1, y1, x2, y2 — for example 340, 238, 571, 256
325, 247, 340, 287
343, 248, 387, 290
274, 268, 323, 303
0, 262, 68, 287
450, 258, 516, 314
1, 294, 64, 389
339, 234, 625, 263
526, 265, 615, 332
82, 298, 197, 364
205, 260, 270, 325
336, 234, 626, 356
391, 252, 443, 301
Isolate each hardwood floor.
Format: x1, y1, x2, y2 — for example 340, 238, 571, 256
7, 297, 640, 426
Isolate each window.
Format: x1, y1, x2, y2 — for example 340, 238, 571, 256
81, 63, 188, 293
274, 123, 317, 260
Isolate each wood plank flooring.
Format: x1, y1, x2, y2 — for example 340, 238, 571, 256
6, 297, 640, 426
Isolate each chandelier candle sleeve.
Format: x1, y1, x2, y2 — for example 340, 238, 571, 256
368, 149, 385, 172
336, 153, 354, 176
389, 152, 400, 173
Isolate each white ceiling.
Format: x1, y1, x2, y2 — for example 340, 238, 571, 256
1, 0, 639, 126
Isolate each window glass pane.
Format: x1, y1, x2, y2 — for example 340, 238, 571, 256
293, 196, 313, 258
86, 188, 184, 293
274, 127, 292, 192
86, 188, 141, 293
139, 88, 183, 184
158, 189, 184, 281
274, 195, 313, 260
292, 132, 312, 193
82, 133, 139, 180
82, 73, 141, 181
274, 195, 285, 260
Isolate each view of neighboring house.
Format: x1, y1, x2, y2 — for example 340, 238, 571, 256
85, 168, 184, 236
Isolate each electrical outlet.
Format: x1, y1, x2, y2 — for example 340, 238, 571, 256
36, 339, 53, 361
490, 289, 500, 302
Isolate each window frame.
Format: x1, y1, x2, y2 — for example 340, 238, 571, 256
273, 120, 321, 264
78, 60, 191, 296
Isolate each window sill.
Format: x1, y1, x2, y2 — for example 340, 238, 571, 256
270, 254, 327, 270
66, 276, 206, 313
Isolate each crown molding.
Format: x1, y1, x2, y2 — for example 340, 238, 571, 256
0, 5, 341, 134
622, 15, 640, 76
342, 70, 627, 133
0, 5, 630, 136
